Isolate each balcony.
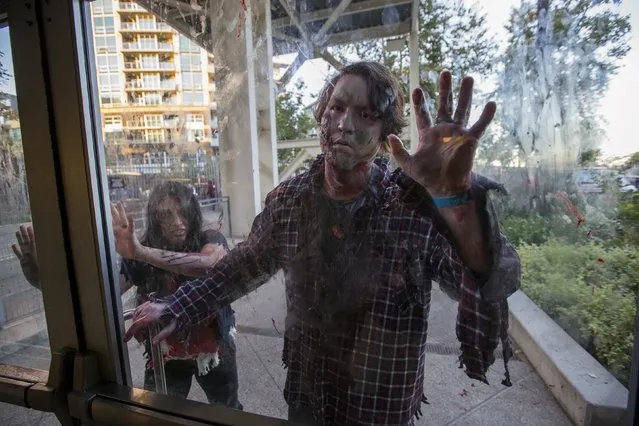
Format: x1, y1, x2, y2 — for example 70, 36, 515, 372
123, 62, 175, 71
120, 22, 173, 32
121, 42, 173, 52
125, 80, 177, 91
127, 98, 178, 107
117, 1, 145, 11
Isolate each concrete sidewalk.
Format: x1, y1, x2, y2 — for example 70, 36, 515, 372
0, 276, 574, 425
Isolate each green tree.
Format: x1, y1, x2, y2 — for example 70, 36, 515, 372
496, 0, 630, 174
330, 0, 498, 138
276, 80, 316, 173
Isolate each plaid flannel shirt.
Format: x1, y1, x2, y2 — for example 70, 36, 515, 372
161, 155, 520, 425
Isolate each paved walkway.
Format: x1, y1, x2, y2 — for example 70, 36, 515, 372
0, 273, 574, 425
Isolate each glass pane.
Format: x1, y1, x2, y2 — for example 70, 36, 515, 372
0, 22, 57, 426
90, 0, 636, 425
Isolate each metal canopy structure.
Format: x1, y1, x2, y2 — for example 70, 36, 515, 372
137, 0, 417, 87
136, 0, 421, 183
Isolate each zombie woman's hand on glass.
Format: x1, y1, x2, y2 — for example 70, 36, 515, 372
11, 225, 40, 289
124, 301, 176, 344
111, 201, 142, 260
389, 70, 496, 196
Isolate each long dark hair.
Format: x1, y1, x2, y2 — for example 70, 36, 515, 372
141, 180, 204, 253
132, 181, 205, 298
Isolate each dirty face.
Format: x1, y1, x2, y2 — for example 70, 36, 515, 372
155, 197, 188, 246
320, 75, 383, 171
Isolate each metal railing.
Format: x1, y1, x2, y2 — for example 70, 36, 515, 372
121, 42, 173, 51
123, 62, 175, 70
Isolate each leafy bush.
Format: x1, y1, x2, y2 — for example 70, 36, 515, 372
518, 242, 638, 385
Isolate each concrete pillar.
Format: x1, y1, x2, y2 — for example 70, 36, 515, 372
210, 0, 261, 237
252, 0, 279, 205
409, 0, 420, 153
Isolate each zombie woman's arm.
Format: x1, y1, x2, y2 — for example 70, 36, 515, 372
111, 202, 227, 278
132, 242, 226, 278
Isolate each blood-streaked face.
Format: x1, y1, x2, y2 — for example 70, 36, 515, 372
155, 197, 187, 246
320, 75, 383, 171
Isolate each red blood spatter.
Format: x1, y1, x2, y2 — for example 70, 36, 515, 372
596, 257, 605, 264
236, 12, 243, 38
557, 192, 585, 228
452, 206, 466, 223
332, 225, 344, 239
271, 318, 281, 336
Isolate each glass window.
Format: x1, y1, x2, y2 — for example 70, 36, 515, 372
138, 34, 157, 49
144, 114, 162, 127
95, 35, 116, 53
92, 0, 114, 15
137, 17, 155, 30
145, 129, 164, 143
0, 26, 59, 425
96, 54, 118, 72
179, 34, 200, 52
82, 1, 638, 425
181, 71, 202, 89
187, 128, 204, 142
186, 113, 203, 123
140, 54, 159, 68
180, 53, 201, 71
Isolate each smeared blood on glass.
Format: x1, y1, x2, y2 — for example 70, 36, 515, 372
557, 192, 585, 227
272, 318, 281, 336
236, 12, 244, 38
557, 192, 603, 263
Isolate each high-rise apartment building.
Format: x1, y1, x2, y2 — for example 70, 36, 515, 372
91, 0, 218, 174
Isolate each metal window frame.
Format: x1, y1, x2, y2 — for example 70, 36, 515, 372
0, 0, 637, 424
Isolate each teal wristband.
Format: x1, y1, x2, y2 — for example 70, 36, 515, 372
431, 191, 472, 208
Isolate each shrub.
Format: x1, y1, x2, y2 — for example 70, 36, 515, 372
518, 242, 638, 386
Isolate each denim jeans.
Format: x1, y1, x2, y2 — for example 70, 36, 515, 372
144, 337, 242, 410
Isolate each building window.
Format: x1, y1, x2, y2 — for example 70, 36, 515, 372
183, 90, 204, 105
181, 72, 202, 89
187, 129, 204, 142
137, 16, 155, 30
180, 54, 201, 71
92, 0, 114, 14
186, 113, 204, 123
99, 73, 120, 91
179, 35, 200, 52
100, 94, 122, 105
140, 54, 159, 68
96, 54, 119, 72
145, 114, 163, 127
95, 35, 117, 53
93, 16, 115, 33
146, 129, 165, 143
139, 35, 157, 49
143, 93, 161, 105
104, 115, 122, 126
142, 73, 161, 88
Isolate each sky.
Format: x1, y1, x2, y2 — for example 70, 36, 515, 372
1, 0, 637, 158
286, 0, 639, 159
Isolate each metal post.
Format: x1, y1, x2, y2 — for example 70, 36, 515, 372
409, 0, 420, 153
625, 292, 639, 425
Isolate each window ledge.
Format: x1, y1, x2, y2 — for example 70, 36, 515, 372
508, 290, 629, 426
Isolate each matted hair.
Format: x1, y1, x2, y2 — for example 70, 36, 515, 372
314, 61, 408, 151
